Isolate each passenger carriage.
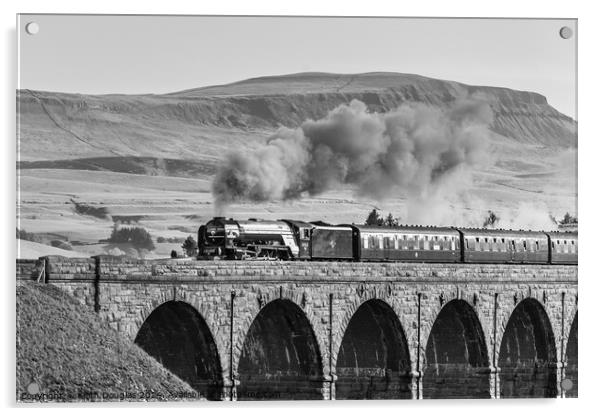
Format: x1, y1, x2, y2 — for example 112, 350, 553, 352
548, 231, 578, 265
458, 228, 549, 264
351, 225, 462, 262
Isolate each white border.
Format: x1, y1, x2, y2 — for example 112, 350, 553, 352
3, 1, 599, 416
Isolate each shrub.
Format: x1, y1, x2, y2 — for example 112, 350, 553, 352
483, 210, 499, 228
182, 236, 198, 257
50, 240, 73, 251
16, 228, 42, 243
559, 212, 577, 225
108, 226, 155, 251
383, 213, 400, 227
170, 250, 178, 259
71, 199, 110, 219
156, 236, 183, 244
112, 215, 143, 224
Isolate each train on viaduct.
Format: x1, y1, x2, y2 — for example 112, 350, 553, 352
17, 255, 578, 400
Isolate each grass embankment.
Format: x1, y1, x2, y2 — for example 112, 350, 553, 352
16, 282, 198, 402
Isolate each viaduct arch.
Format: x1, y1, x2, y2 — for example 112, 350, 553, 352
237, 299, 324, 400
335, 299, 412, 400
423, 299, 490, 399
498, 298, 557, 398
24, 256, 577, 400
134, 301, 223, 400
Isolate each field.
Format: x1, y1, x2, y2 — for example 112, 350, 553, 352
16, 72, 577, 259
17, 141, 576, 259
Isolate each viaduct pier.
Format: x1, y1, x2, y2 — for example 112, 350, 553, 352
17, 256, 578, 400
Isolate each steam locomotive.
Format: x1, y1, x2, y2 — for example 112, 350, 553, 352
197, 217, 577, 264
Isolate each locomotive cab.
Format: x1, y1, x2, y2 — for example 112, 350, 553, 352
281, 220, 313, 260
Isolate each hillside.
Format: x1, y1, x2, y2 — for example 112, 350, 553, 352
17, 239, 88, 259
17, 72, 576, 163
16, 282, 198, 401
16, 72, 577, 254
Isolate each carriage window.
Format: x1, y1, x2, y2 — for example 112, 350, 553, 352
523, 240, 528, 251
536, 241, 539, 250
363, 236, 369, 249
385, 237, 392, 249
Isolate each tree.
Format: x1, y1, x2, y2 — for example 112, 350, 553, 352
559, 212, 577, 225
182, 236, 198, 257
365, 209, 399, 226
170, 250, 178, 259
384, 213, 400, 227
365, 209, 384, 226
483, 210, 499, 228
108, 226, 155, 251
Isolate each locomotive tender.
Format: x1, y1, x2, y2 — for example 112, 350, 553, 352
197, 217, 577, 264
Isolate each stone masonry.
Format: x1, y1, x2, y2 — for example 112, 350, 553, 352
17, 256, 578, 400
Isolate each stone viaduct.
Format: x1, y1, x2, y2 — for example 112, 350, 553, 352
17, 256, 578, 401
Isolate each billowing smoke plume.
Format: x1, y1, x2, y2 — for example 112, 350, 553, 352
212, 98, 494, 209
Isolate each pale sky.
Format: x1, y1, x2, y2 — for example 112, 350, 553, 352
18, 15, 577, 118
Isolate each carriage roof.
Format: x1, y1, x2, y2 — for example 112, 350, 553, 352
351, 224, 459, 235
458, 228, 548, 238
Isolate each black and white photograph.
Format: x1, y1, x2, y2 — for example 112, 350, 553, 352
15, 13, 578, 403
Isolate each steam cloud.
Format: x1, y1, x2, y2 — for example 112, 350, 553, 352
212, 98, 494, 209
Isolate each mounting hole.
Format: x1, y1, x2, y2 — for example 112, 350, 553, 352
25, 22, 39, 35
559, 26, 573, 40
26, 381, 40, 394
561, 378, 573, 391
